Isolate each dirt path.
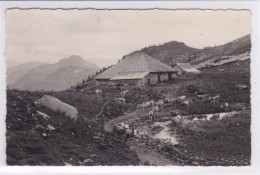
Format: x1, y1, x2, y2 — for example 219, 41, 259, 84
104, 110, 177, 166
151, 121, 179, 145
128, 140, 176, 166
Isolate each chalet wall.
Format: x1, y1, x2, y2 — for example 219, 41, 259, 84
111, 79, 143, 86
96, 72, 177, 87
144, 73, 157, 85
172, 73, 177, 78
143, 72, 176, 85
160, 73, 168, 81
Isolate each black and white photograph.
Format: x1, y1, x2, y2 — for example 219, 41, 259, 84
2, 4, 256, 169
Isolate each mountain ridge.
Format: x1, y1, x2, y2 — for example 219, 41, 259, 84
8, 55, 99, 91
136, 34, 251, 67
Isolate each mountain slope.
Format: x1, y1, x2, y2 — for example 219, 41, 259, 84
140, 41, 200, 65
138, 35, 251, 67
191, 35, 251, 65
7, 62, 46, 85
9, 55, 99, 91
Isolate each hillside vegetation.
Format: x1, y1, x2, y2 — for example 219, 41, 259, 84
6, 84, 168, 165
169, 60, 251, 166
140, 41, 200, 65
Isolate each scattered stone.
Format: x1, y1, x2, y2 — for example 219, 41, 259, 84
64, 162, 72, 166
193, 161, 199, 165
83, 159, 94, 163
37, 111, 50, 120
90, 154, 96, 158
47, 125, 55, 131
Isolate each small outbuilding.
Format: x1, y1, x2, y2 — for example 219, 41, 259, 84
172, 63, 201, 75
94, 52, 178, 86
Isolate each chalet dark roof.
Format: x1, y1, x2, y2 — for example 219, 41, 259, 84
95, 52, 177, 80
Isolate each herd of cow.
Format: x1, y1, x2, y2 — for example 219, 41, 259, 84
88, 86, 231, 143
134, 93, 228, 120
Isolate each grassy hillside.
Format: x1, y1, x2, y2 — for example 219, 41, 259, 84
6, 90, 140, 165
191, 35, 251, 65
161, 59, 251, 166
170, 59, 250, 115
140, 41, 200, 65
6, 84, 167, 165
174, 111, 250, 166
138, 35, 250, 67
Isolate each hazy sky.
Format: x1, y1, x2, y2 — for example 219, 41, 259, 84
5, 9, 251, 68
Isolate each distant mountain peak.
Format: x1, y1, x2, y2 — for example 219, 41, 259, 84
58, 55, 86, 65
68, 55, 84, 60
57, 55, 100, 69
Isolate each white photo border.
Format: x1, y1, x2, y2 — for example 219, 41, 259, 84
0, 1, 259, 175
